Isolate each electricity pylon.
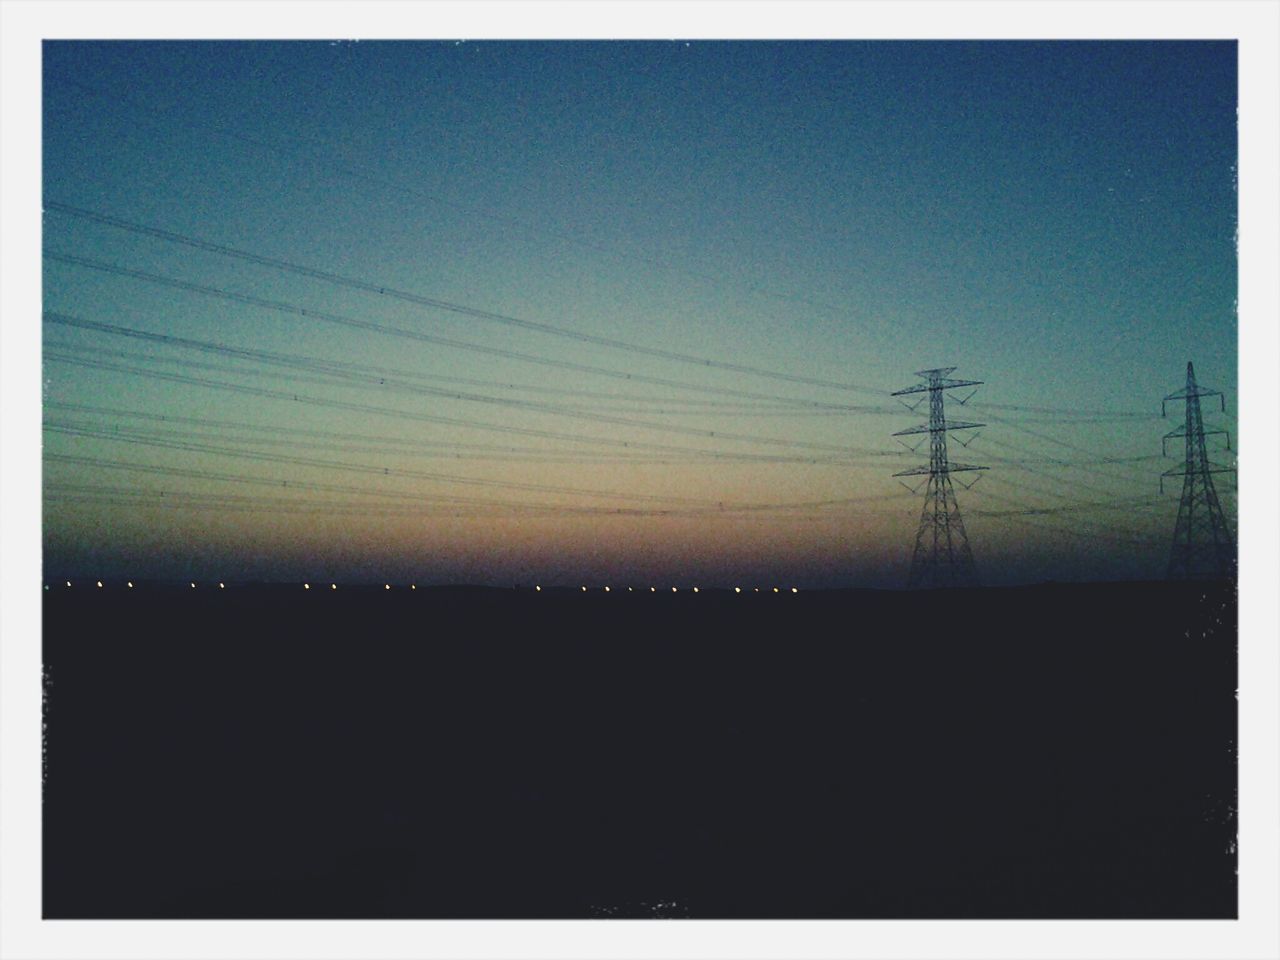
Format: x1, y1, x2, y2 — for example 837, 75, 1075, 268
891, 367, 987, 589
1161, 361, 1236, 580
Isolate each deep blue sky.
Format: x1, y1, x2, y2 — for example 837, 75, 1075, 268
40, 39, 1238, 587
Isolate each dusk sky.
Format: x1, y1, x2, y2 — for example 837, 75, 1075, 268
38, 39, 1239, 588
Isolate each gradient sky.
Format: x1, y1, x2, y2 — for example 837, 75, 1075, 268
39, 39, 1238, 588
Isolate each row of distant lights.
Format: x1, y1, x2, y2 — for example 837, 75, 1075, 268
304, 583, 418, 591
53, 581, 797, 594
52, 580, 233, 589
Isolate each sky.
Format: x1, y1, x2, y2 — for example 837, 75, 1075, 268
37, 38, 1240, 588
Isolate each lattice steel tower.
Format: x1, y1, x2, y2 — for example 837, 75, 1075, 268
891, 367, 988, 589
1161, 361, 1236, 580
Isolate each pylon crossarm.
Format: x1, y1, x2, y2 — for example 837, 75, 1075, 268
935, 378, 983, 390
893, 463, 987, 477
891, 377, 983, 396
1163, 461, 1236, 477
946, 389, 979, 405
1165, 426, 1227, 441
914, 366, 958, 378
892, 419, 985, 436
1163, 385, 1223, 403
892, 424, 930, 436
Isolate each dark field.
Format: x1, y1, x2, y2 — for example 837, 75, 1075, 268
42, 580, 1237, 919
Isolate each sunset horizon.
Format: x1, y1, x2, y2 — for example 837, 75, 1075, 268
39, 40, 1237, 590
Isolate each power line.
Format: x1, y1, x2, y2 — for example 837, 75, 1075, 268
44, 352, 894, 461
46, 338, 891, 418
45, 415, 856, 467
971, 486, 1167, 549
42, 490, 903, 524
969, 494, 1166, 520
43, 422, 738, 508
44, 201, 891, 396
47, 335, 890, 414
979, 468, 1141, 508
42, 402, 879, 466
45, 81, 874, 332
47, 422, 911, 516
974, 474, 1170, 546
979, 437, 1161, 486
979, 432, 1163, 490
968, 401, 1157, 420
42, 343, 1218, 527
44, 454, 631, 514
42, 456, 686, 518
43, 484, 555, 520
47, 399, 1165, 480
43, 313, 888, 450
46, 421, 894, 512
44, 455, 908, 519
44, 251, 891, 409
979, 408, 1205, 480
43, 334, 878, 413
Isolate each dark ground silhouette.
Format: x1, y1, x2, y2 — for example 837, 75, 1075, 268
42, 579, 1237, 918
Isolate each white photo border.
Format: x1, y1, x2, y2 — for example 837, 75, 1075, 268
3, 2, 1276, 958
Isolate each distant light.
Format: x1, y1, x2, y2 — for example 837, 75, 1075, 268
581, 586, 587, 592
96, 581, 103, 588
628, 586, 633, 592
411, 584, 417, 590
330, 583, 337, 590
535, 585, 541, 592
791, 587, 798, 594
385, 584, 391, 590
127, 582, 134, 588
754, 588, 759, 592
734, 587, 741, 593
773, 587, 779, 593
692, 587, 699, 593
650, 586, 656, 592
304, 583, 311, 590
44, 585, 49, 591
219, 582, 225, 589
671, 586, 677, 592
65, 581, 71, 587
604, 586, 611, 592
191, 582, 196, 589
